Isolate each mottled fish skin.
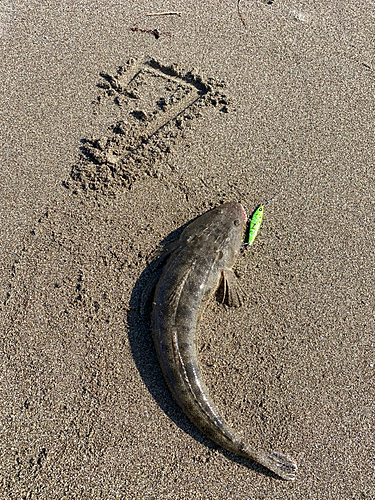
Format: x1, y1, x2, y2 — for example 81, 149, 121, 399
152, 202, 297, 480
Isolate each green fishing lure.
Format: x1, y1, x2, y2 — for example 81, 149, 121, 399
245, 199, 274, 246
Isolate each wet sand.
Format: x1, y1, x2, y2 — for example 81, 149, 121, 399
0, 1, 374, 498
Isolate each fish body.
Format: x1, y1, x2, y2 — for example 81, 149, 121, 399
152, 202, 297, 480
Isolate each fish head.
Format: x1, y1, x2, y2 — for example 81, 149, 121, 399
181, 202, 247, 267
213, 202, 247, 265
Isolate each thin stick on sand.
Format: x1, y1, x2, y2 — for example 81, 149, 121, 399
237, 0, 247, 27
146, 11, 182, 17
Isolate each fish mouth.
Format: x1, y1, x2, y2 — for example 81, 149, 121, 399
239, 204, 248, 223
219, 201, 247, 224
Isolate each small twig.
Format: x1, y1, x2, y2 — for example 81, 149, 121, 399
237, 0, 247, 27
129, 27, 172, 39
146, 11, 182, 17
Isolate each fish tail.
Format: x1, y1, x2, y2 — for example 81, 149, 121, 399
254, 450, 297, 481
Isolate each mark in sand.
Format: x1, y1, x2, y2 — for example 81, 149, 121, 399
67, 58, 231, 195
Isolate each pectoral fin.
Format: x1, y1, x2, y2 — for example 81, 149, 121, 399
218, 269, 245, 307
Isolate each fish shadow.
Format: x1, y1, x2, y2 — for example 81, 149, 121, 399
127, 225, 280, 480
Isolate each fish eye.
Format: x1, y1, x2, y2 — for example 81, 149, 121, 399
234, 219, 240, 226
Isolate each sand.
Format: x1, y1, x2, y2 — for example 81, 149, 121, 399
0, 1, 374, 498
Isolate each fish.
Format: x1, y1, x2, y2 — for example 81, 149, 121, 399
151, 202, 297, 480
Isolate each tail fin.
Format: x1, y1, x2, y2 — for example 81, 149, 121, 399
260, 451, 297, 481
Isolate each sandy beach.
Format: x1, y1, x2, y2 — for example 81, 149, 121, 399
1, 1, 374, 498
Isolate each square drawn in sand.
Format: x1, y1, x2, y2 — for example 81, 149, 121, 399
69, 58, 229, 193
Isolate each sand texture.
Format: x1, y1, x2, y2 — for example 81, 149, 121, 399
0, 1, 374, 498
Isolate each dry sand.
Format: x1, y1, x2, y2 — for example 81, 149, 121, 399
1, 1, 374, 498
